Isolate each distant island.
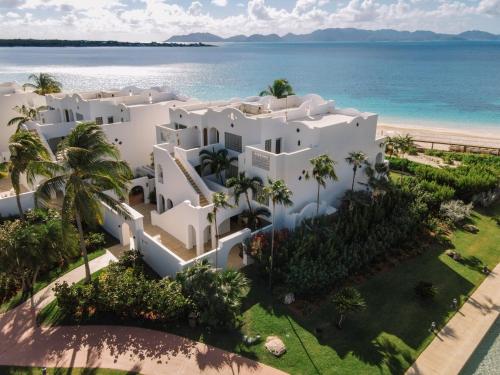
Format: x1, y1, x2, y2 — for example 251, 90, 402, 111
0, 39, 213, 47
166, 28, 500, 43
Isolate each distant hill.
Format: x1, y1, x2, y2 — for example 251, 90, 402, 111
0, 39, 213, 47
166, 28, 500, 43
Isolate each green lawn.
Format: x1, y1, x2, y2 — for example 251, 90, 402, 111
37, 203, 500, 375
0, 366, 136, 374
0, 249, 105, 313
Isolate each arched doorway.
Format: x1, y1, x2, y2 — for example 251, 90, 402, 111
227, 243, 244, 270
376, 152, 384, 164
208, 127, 219, 144
128, 186, 145, 206
166, 199, 173, 210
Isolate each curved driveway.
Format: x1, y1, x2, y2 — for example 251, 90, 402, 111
0, 251, 285, 375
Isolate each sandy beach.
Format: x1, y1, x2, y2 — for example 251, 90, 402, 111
378, 123, 500, 150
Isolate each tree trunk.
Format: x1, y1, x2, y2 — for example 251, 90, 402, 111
351, 167, 357, 192
75, 210, 91, 283
214, 210, 218, 269
245, 192, 253, 216
30, 265, 40, 294
15, 190, 25, 221
21, 275, 29, 299
316, 183, 320, 216
337, 314, 344, 329
269, 202, 275, 289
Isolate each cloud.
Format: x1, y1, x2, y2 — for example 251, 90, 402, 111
211, 0, 227, 6
477, 0, 500, 16
0, 0, 25, 7
0, 0, 499, 41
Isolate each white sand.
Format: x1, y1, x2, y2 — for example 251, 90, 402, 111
378, 123, 500, 149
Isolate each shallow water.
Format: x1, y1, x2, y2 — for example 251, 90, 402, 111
1, 41, 500, 130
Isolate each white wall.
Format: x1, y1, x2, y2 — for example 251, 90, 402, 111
0, 90, 46, 160
0, 192, 36, 218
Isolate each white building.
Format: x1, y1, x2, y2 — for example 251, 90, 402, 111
147, 94, 386, 273
0, 82, 46, 162
0, 83, 386, 278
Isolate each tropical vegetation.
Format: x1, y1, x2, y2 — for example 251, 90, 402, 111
43, 253, 250, 329
207, 192, 233, 268
258, 178, 293, 288
305, 154, 338, 214
7, 104, 46, 132
8, 130, 53, 220
199, 147, 237, 184
23, 72, 62, 95
332, 287, 366, 328
37, 122, 133, 283
259, 79, 295, 99
345, 151, 367, 191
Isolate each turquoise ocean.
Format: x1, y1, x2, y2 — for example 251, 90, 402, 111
1, 41, 500, 131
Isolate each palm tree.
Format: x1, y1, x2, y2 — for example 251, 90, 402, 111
240, 206, 271, 230
7, 104, 46, 132
207, 192, 233, 269
259, 79, 295, 99
23, 73, 62, 95
8, 130, 53, 220
37, 122, 133, 283
364, 161, 390, 198
226, 172, 262, 215
305, 154, 338, 216
345, 151, 367, 191
259, 178, 293, 288
199, 148, 237, 184
332, 287, 366, 329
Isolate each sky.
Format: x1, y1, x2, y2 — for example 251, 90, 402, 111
0, 0, 499, 41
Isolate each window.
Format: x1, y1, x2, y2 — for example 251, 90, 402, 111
95, 117, 103, 125
275, 138, 282, 154
157, 164, 164, 184
107, 116, 114, 124
264, 139, 272, 152
252, 151, 270, 171
227, 164, 238, 179
174, 122, 186, 130
225, 132, 242, 153
75, 113, 84, 121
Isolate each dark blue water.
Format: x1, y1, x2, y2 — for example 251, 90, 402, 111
1, 42, 500, 130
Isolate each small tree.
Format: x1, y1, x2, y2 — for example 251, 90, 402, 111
332, 287, 366, 329
8, 130, 53, 220
207, 192, 233, 269
345, 151, 367, 192
305, 154, 337, 216
259, 79, 295, 98
199, 148, 237, 184
259, 178, 293, 288
23, 73, 62, 95
7, 104, 47, 132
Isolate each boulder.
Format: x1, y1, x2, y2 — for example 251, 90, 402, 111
265, 336, 286, 357
463, 224, 479, 233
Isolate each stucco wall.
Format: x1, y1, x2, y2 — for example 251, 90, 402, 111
0, 192, 36, 218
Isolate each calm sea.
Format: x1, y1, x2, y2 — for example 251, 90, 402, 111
1, 42, 500, 130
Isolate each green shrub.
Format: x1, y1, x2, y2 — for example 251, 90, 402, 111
440, 200, 473, 225
84, 232, 106, 252
414, 281, 437, 299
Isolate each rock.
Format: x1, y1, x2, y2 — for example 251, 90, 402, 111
283, 292, 295, 305
265, 336, 286, 357
446, 250, 462, 261
463, 224, 479, 233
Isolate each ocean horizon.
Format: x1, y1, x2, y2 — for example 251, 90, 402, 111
1, 41, 499, 131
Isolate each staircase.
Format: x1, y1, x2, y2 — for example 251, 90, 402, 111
174, 158, 210, 207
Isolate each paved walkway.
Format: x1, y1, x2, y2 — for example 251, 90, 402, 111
0, 252, 285, 375
407, 263, 500, 375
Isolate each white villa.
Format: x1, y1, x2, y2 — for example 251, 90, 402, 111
0, 83, 386, 277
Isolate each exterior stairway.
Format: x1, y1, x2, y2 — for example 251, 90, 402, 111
173, 158, 210, 207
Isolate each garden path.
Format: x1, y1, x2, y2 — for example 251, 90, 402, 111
406, 263, 500, 375
0, 250, 285, 375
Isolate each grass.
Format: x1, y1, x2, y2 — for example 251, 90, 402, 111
0, 366, 136, 374
0, 249, 105, 313
37, 203, 500, 375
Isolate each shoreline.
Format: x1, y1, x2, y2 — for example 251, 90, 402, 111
378, 123, 500, 150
